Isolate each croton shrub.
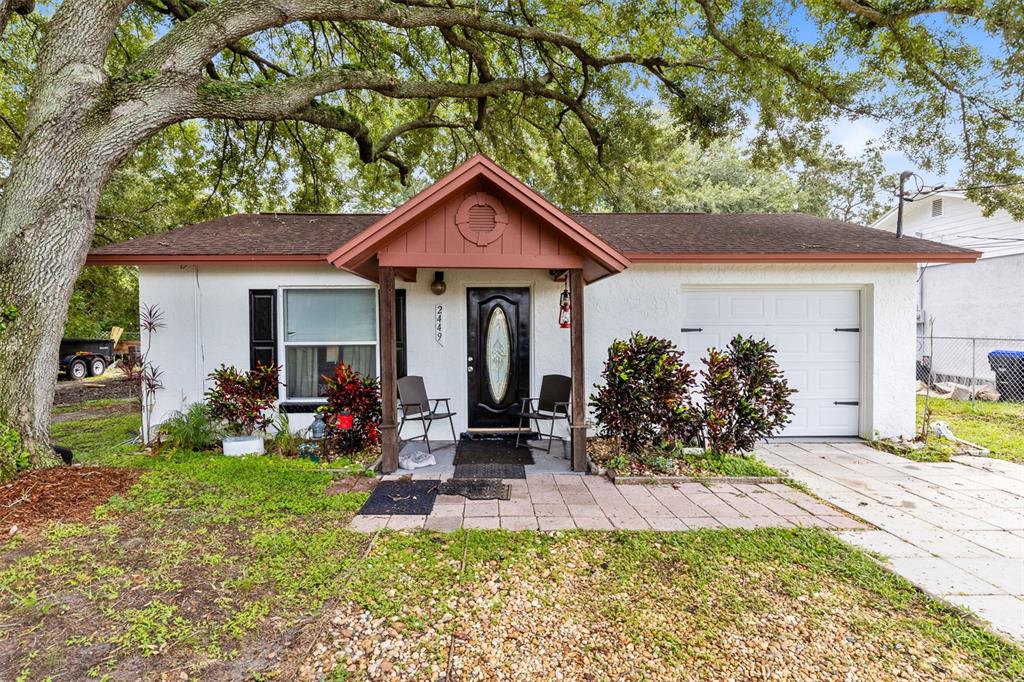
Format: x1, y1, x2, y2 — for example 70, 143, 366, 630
693, 335, 796, 454
321, 363, 382, 456
590, 333, 795, 459
589, 332, 698, 453
205, 363, 280, 436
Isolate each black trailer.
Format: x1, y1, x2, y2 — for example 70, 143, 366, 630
59, 338, 114, 380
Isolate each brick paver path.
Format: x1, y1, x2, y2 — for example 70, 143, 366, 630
350, 474, 867, 533
757, 442, 1024, 643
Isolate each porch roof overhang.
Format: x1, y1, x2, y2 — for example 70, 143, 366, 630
326, 155, 631, 283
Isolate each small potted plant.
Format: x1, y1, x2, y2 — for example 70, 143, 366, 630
205, 363, 280, 456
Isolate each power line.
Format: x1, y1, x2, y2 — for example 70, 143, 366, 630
904, 180, 1024, 200
949, 234, 1024, 242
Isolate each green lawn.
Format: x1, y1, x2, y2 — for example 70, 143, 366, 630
920, 396, 1024, 462
50, 408, 141, 462
1, 403, 1017, 679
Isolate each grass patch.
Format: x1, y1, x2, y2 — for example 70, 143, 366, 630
1, 438, 372, 678
867, 435, 959, 463
868, 397, 1024, 463
50, 410, 141, 463
919, 396, 1024, 462
6, 398, 1018, 680
280, 529, 1024, 680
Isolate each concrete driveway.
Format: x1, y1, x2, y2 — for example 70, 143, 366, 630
757, 442, 1024, 643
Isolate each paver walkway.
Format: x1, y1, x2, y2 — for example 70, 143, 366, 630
757, 442, 1024, 643
351, 474, 867, 532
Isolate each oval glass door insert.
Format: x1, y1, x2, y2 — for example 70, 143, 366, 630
485, 307, 512, 403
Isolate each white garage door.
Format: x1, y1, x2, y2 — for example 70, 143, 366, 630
679, 289, 861, 437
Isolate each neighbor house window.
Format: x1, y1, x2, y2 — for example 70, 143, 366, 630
283, 288, 377, 399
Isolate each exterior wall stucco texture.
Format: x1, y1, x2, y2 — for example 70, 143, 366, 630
919, 255, 1024, 340
138, 262, 918, 442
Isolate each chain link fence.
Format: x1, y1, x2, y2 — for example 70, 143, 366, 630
916, 335, 1024, 402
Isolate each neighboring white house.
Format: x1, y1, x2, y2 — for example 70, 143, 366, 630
88, 156, 977, 469
872, 192, 1024, 388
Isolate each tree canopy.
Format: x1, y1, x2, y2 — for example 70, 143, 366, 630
2, 0, 1021, 217
0, 0, 1021, 471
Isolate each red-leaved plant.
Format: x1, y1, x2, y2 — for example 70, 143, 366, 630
693, 335, 795, 454
322, 363, 381, 457
205, 363, 280, 436
589, 332, 698, 454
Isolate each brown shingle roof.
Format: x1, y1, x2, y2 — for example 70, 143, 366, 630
87, 211, 979, 263
90, 213, 378, 258
574, 212, 975, 258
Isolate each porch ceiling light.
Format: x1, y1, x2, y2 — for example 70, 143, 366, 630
431, 271, 446, 295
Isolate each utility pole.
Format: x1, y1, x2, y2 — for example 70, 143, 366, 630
896, 170, 913, 238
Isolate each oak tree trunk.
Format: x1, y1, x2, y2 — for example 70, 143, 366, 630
0, 130, 111, 476
0, 0, 138, 477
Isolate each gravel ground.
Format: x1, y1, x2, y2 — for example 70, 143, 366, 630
275, 534, 998, 681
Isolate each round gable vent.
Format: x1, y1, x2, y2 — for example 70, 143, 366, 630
455, 192, 509, 246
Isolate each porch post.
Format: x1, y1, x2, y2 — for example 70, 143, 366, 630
569, 269, 587, 472
379, 266, 400, 473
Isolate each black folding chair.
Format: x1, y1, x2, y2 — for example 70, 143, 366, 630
398, 375, 457, 453
515, 374, 571, 454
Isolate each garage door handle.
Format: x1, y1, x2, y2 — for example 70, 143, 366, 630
680, 328, 703, 333
834, 401, 859, 406
834, 327, 860, 332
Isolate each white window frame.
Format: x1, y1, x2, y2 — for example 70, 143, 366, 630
277, 285, 380, 404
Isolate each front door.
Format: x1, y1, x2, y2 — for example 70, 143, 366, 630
467, 288, 530, 428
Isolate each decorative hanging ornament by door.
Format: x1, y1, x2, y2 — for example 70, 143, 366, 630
559, 287, 571, 328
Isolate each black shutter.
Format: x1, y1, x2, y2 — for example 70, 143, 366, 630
249, 289, 277, 369
395, 289, 408, 379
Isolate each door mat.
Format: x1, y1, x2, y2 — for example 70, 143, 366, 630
453, 463, 526, 480
358, 480, 437, 515
453, 439, 534, 466
437, 479, 511, 500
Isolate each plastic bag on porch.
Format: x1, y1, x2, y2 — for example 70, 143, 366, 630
399, 450, 436, 470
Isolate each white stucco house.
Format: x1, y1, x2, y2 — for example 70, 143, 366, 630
88, 156, 977, 471
872, 192, 1024, 392
872, 192, 1024, 340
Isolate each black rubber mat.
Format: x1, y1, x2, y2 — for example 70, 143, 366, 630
358, 480, 437, 515
453, 463, 526, 480
453, 438, 534, 466
437, 479, 511, 500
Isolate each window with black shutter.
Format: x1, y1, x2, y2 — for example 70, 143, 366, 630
249, 289, 277, 369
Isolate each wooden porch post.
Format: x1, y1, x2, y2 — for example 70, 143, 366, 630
569, 269, 587, 472
379, 266, 400, 473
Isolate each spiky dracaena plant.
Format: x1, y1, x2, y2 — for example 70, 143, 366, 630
695, 335, 796, 454
589, 332, 698, 454
138, 303, 165, 443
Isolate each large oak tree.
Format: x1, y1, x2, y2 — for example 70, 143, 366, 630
0, 0, 1020, 476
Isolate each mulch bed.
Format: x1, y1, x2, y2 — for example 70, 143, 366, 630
0, 466, 141, 534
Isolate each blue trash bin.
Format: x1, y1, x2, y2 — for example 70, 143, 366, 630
988, 350, 1024, 402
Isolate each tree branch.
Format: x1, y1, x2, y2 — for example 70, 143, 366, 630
831, 0, 982, 26
130, 0, 674, 82
0, 112, 21, 141
0, 0, 33, 42
696, 0, 869, 118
